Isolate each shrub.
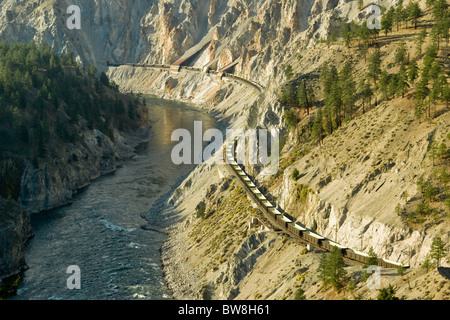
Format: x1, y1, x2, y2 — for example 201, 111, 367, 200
291, 168, 300, 181
377, 284, 399, 300
415, 202, 431, 215
294, 288, 306, 300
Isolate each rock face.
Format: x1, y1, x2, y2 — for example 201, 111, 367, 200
0, 198, 34, 283
0, 0, 340, 77
19, 127, 149, 214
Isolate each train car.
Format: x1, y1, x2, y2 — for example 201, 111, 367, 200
261, 199, 273, 209
254, 192, 267, 201
290, 222, 307, 237
302, 230, 325, 247
232, 165, 241, 172
346, 249, 370, 265
236, 169, 247, 177
250, 187, 262, 195
321, 239, 348, 255
268, 207, 282, 218
279, 213, 293, 229
245, 181, 256, 188
380, 258, 409, 269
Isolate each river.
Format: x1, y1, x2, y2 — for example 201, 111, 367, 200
12, 96, 216, 300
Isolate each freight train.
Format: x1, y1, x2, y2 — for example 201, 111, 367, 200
225, 139, 408, 269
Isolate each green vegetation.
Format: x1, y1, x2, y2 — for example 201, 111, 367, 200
377, 284, 399, 300
294, 288, 306, 300
0, 275, 21, 300
291, 168, 300, 181
285, 64, 293, 80
317, 246, 348, 292
283, 109, 298, 130
0, 41, 145, 200
366, 246, 379, 267
430, 236, 448, 267
421, 254, 435, 273
295, 184, 312, 203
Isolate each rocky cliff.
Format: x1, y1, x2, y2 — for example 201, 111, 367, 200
0, 198, 33, 284
19, 127, 150, 214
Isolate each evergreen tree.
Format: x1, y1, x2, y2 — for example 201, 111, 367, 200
394, 2, 406, 31
421, 254, 434, 273
280, 83, 297, 108
368, 49, 381, 86
340, 62, 356, 119
99, 72, 110, 87
88, 64, 97, 78
408, 59, 419, 83
285, 64, 293, 80
381, 7, 395, 36
366, 246, 379, 267
358, 0, 364, 10
297, 80, 310, 115
317, 246, 348, 292
395, 41, 408, 65
311, 108, 324, 145
416, 77, 430, 106
284, 109, 299, 130
359, 78, 373, 113
430, 236, 448, 267
407, 2, 422, 29
379, 69, 390, 101
340, 21, 352, 47
415, 28, 427, 57
397, 63, 409, 98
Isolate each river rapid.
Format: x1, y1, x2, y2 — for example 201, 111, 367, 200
12, 96, 215, 300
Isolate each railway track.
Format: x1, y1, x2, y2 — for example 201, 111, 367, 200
107, 63, 264, 93
224, 138, 409, 269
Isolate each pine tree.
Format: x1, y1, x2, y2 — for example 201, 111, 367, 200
368, 49, 381, 86
359, 78, 373, 113
397, 63, 409, 98
415, 28, 427, 57
407, 1, 422, 29
381, 7, 395, 36
317, 246, 348, 292
395, 41, 408, 65
421, 254, 434, 273
297, 80, 310, 115
366, 246, 379, 267
311, 108, 324, 145
379, 69, 390, 101
340, 62, 356, 119
408, 59, 419, 83
285, 64, 293, 80
358, 0, 364, 10
280, 83, 297, 109
430, 236, 448, 267
394, 2, 405, 31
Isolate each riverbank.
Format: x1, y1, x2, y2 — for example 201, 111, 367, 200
0, 124, 152, 288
